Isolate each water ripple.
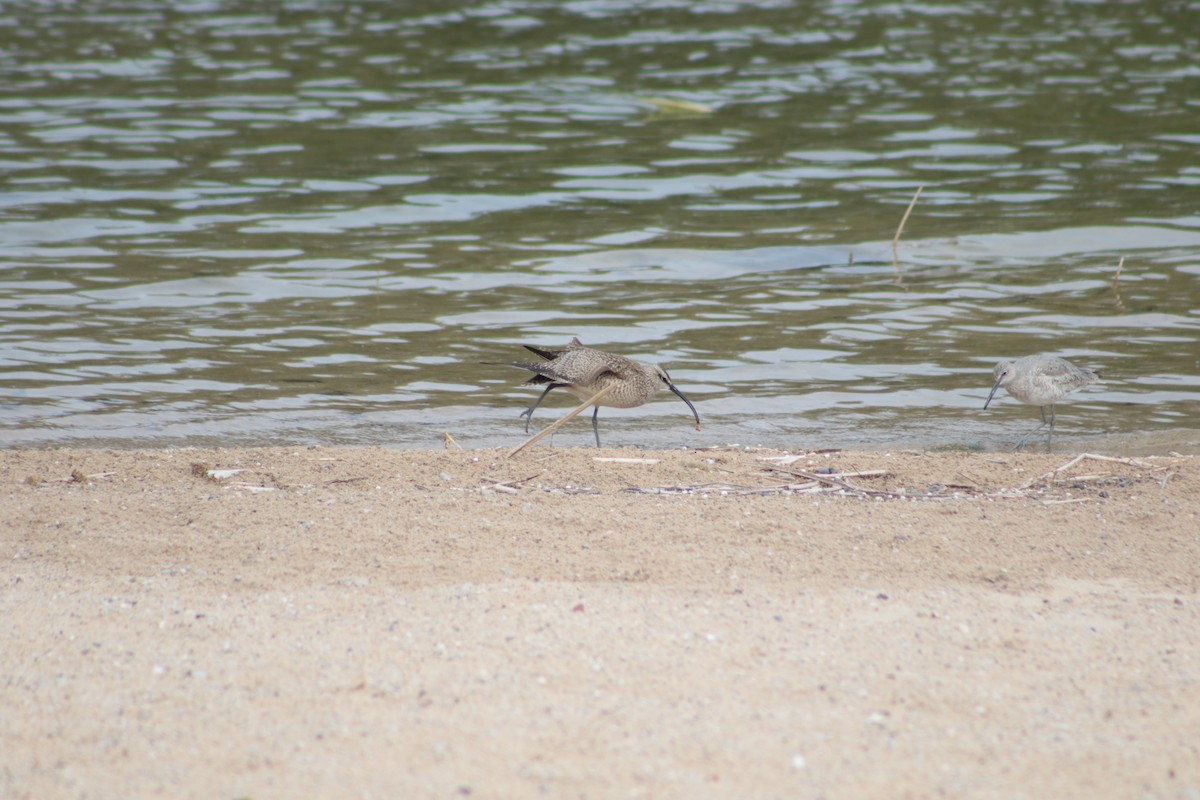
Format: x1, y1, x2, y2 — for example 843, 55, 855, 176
1, 0, 1197, 451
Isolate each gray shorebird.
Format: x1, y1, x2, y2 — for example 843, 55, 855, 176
487, 337, 701, 447
984, 355, 1099, 449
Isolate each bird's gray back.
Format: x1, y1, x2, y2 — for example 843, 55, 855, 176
1007, 355, 1098, 405
552, 348, 663, 408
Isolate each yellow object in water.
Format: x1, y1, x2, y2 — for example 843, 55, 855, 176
636, 96, 715, 114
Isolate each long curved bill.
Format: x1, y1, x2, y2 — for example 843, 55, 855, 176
669, 384, 702, 431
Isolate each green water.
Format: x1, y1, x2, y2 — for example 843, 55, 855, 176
1, 0, 1197, 451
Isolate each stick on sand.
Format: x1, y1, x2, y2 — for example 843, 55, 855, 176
506, 385, 615, 459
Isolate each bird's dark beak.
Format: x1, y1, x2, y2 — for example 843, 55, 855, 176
669, 384, 702, 431
984, 378, 1002, 409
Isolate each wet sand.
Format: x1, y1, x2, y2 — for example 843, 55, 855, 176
3, 445, 1198, 798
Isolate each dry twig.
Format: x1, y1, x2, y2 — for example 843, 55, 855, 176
1020, 452, 1160, 490
891, 185, 924, 265
764, 466, 904, 498
479, 473, 542, 493
1111, 255, 1126, 310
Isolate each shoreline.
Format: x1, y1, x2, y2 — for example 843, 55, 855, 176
3, 446, 1198, 797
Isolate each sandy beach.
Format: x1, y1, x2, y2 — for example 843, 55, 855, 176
3, 444, 1198, 798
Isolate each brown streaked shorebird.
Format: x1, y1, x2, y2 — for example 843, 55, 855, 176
487, 337, 701, 447
984, 354, 1099, 449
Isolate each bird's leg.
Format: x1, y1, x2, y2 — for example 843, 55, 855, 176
591, 406, 601, 448
519, 384, 558, 432
1013, 406, 1051, 451
1045, 404, 1057, 448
